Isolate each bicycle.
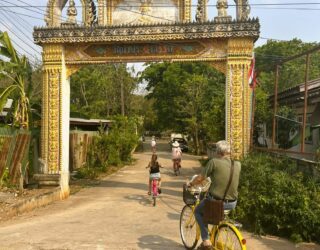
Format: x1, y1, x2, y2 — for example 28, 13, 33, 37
151, 177, 160, 206
180, 184, 246, 250
173, 159, 181, 176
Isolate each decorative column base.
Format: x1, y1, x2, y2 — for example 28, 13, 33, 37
33, 174, 60, 187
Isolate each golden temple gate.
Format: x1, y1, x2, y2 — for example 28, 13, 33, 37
33, 0, 260, 196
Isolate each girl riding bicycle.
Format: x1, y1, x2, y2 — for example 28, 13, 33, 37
146, 154, 163, 195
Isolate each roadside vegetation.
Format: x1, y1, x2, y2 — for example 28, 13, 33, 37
235, 153, 320, 243
75, 116, 139, 179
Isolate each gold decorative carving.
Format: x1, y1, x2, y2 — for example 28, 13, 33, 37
48, 71, 60, 173
227, 56, 252, 159
228, 37, 254, 56
42, 44, 63, 63
45, 0, 96, 27
98, 0, 108, 25
63, 40, 228, 64
209, 61, 226, 74
66, 65, 82, 78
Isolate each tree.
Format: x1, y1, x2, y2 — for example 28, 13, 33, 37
255, 39, 320, 95
0, 31, 33, 129
70, 64, 138, 118
253, 39, 320, 146
140, 62, 225, 153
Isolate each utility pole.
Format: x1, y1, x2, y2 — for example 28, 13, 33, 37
115, 63, 125, 116
121, 77, 124, 116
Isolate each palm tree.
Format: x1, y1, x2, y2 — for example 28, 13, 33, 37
0, 31, 32, 129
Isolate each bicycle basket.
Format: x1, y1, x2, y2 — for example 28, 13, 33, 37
183, 184, 197, 205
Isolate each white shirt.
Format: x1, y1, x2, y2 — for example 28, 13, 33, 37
172, 147, 182, 159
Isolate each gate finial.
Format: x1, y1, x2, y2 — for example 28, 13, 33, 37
67, 0, 78, 24
214, 0, 231, 22
234, 0, 251, 20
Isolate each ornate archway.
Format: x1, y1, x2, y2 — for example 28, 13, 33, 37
34, 0, 259, 196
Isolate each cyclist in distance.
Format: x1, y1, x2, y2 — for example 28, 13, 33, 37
146, 154, 163, 195
188, 140, 241, 250
151, 136, 156, 153
172, 140, 182, 173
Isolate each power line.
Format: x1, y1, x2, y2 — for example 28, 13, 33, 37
260, 37, 290, 42
0, 9, 45, 21
15, 0, 69, 21
0, 16, 40, 56
0, 2, 320, 7
0, 18, 40, 60
0, 9, 38, 47
0, 0, 68, 22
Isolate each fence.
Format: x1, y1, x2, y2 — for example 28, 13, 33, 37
252, 45, 320, 162
69, 131, 97, 172
0, 127, 31, 184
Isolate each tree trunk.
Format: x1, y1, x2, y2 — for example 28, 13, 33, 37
195, 125, 200, 155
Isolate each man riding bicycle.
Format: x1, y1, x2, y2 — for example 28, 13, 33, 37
188, 140, 241, 250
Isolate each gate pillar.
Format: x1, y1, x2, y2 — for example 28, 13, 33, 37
37, 44, 70, 198
226, 38, 254, 159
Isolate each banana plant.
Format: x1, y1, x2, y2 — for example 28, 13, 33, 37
0, 31, 32, 129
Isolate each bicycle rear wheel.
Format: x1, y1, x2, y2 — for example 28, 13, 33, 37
152, 180, 158, 206
180, 205, 198, 250
213, 223, 246, 250
153, 196, 156, 206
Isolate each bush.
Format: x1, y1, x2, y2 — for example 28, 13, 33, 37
77, 116, 139, 178
235, 153, 320, 243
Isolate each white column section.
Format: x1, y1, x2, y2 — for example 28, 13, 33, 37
60, 48, 70, 197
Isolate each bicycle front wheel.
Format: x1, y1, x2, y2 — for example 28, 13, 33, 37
180, 205, 199, 250
213, 223, 246, 250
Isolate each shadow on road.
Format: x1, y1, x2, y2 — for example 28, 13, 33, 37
137, 235, 184, 249
98, 180, 148, 191
167, 212, 181, 221
124, 194, 152, 207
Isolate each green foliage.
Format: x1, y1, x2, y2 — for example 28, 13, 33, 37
140, 62, 225, 153
0, 31, 33, 129
255, 39, 320, 94
252, 39, 320, 145
77, 116, 139, 179
235, 153, 320, 243
316, 147, 320, 162
70, 64, 138, 118
0, 168, 10, 187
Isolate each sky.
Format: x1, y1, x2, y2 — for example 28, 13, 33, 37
0, 0, 319, 71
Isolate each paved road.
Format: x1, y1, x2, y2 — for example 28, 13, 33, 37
0, 140, 318, 250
